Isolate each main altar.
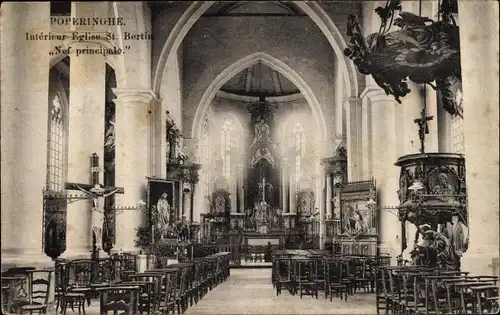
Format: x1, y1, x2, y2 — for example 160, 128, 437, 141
241, 99, 286, 247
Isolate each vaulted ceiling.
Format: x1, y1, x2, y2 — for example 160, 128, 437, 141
203, 1, 306, 16
220, 62, 300, 97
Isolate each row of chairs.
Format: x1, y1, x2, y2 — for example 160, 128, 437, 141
375, 265, 499, 314
273, 253, 389, 301
52, 252, 231, 314
54, 252, 138, 314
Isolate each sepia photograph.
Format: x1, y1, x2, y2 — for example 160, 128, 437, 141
1, 1, 499, 314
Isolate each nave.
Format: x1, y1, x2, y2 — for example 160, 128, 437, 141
78, 268, 375, 315
184, 269, 375, 315
1, 1, 499, 314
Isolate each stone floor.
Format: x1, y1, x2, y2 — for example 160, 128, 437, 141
82, 268, 377, 315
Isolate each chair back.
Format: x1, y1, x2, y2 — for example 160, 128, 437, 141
98, 286, 139, 314
31, 270, 54, 306
326, 259, 343, 285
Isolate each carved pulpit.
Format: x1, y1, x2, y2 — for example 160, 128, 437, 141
396, 153, 467, 270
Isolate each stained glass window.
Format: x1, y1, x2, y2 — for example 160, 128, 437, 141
201, 118, 210, 199
47, 94, 66, 191
451, 115, 464, 154
292, 122, 305, 190
221, 119, 234, 184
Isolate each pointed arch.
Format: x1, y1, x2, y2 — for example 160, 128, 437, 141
191, 52, 327, 145
152, 1, 358, 98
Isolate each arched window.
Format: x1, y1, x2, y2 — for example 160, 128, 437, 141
47, 94, 67, 191
292, 122, 305, 189
451, 115, 464, 154
221, 119, 234, 182
201, 118, 211, 198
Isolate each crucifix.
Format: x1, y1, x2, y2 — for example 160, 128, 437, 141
65, 153, 124, 256
257, 177, 272, 204
413, 107, 434, 153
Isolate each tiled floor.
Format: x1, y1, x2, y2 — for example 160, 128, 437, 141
83, 268, 377, 315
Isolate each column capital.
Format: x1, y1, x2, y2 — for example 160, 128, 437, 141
112, 88, 157, 104
360, 86, 395, 103
343, 96, 361, 107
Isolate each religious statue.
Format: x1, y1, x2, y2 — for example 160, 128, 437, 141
250, 117, 271, 147
76, 184, 119, 250
344, 0, 463, 117
445, 215, 469, 255
333, 194, 341, 219
156, 192, 171, 237
250, 147, 275, 167
347, 208, 367, 235
104, 114, 115, 151
167, 125, 180, 161
51, 94, 63, 122
412, 224, 459, 269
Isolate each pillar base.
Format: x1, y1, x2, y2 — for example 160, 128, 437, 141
462, 247, 500, 276
137, 254, 148, 272
378, 241, 400, 266
110, 247, 141, 255
59, 249, 92, 260
1, 251, 54, 269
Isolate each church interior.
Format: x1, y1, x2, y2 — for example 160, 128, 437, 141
1, 1, 499, 314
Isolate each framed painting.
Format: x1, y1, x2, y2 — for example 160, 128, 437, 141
147, 178, 176, 242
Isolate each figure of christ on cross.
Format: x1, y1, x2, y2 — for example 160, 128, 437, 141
66, 154, 124, 252
413, 107, 434, 153
74, 184, 120, 251
257, 177, 273, 204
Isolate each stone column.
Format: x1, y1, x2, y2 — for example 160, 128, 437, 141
289, 154, 297, 214
345, 97, 362, 181
238, 164, 245, 213
363, 87, 401, 259
325, 172, 333, 219
182, 183, 192, 219
1, 2, 53, 268
62, 41, 107, 259
281, 159, 288, 213
230, 160, 237, 214
112, 89, 154, 253
458, 1, 499, 276
361, 96, 373, 178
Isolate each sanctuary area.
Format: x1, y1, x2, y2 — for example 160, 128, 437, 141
1, 1, 499, 314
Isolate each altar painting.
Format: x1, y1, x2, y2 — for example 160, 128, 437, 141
148, 179, 176, 241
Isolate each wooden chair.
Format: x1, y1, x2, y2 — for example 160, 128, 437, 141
471, 285, 499, 314
157, 269, 177, 314
310, 257, 326, 298
96, 286, 140, 315
274, 258, 293, 296
15, 269, 54, 315
294, 258, 317, 299
55, 261, 87, 315
67, 260, 93, 307
325, 259, 348, 302
374, 267, 391, 315
127, 273, 163, 314
2, 276, 26, 314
